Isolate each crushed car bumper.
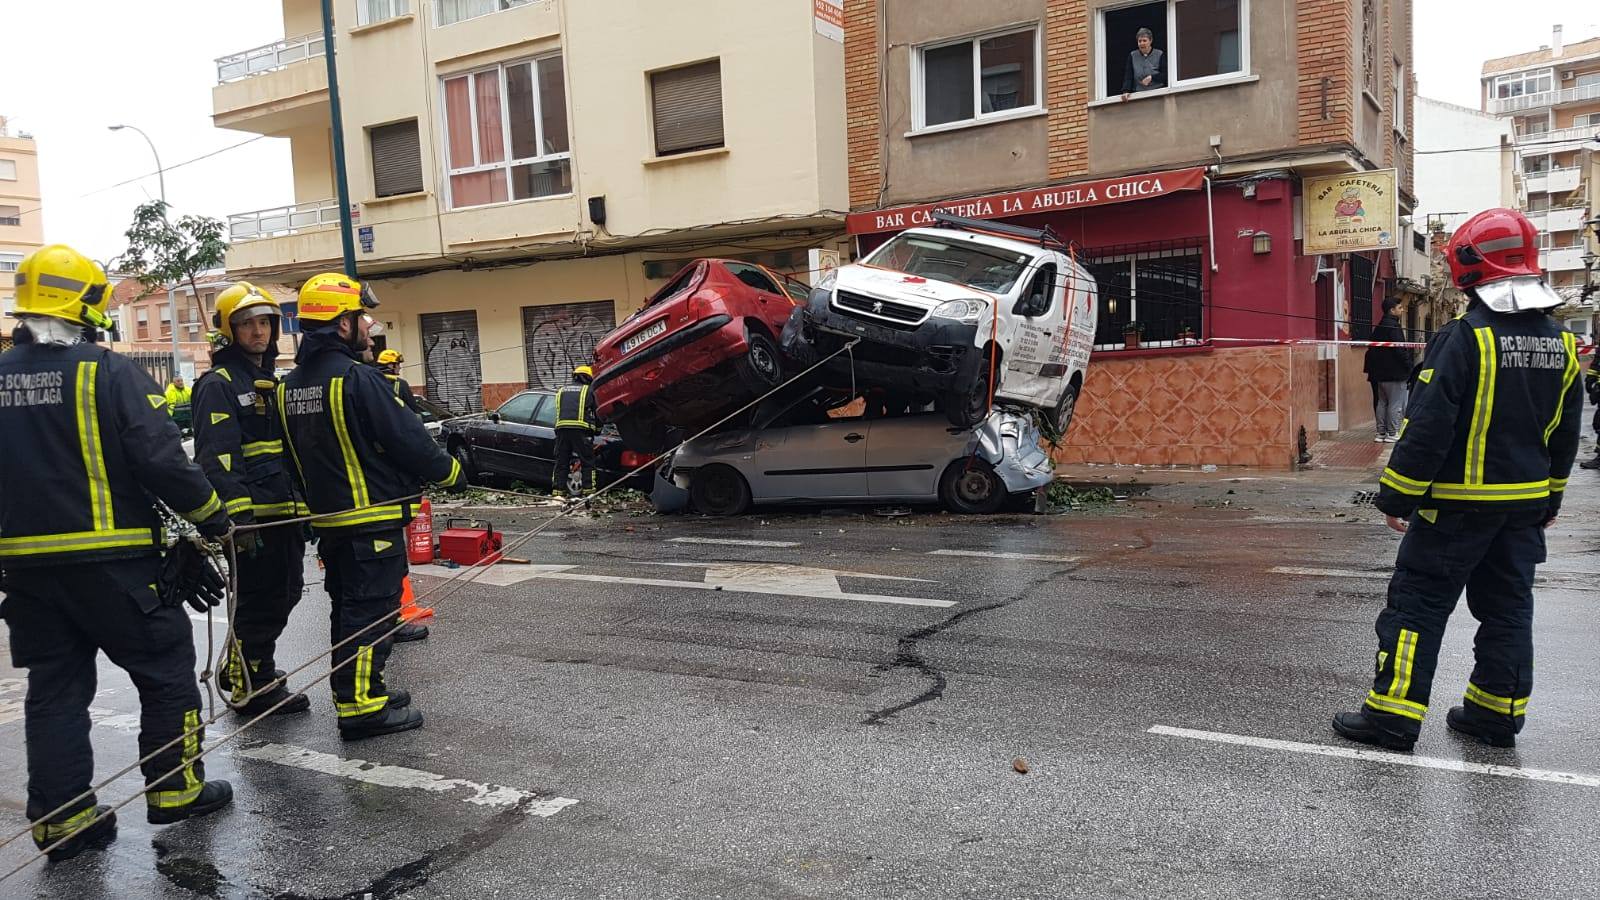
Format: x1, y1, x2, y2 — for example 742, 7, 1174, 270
974, 411, 1055, 494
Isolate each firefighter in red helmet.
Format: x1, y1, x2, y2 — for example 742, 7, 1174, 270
1332, 208, 1584, 752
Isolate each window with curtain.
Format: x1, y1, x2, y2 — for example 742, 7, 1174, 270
441, 55, 571, 209
356, 0, 410, 26
436, 0, 531, 27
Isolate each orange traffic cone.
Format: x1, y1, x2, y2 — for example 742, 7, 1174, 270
399, 576, 434, 621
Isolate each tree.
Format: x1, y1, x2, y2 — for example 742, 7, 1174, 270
114, 200, 228, 330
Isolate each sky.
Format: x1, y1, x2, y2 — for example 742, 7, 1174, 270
2, 0, 1597, 268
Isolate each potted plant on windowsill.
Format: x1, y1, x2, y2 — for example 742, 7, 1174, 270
1122, 321, 1144, 350
1177, 322, 1196, 344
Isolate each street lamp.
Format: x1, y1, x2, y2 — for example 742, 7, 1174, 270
107, 124, 181, 367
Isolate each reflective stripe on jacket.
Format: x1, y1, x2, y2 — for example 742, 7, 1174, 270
1377, 305, 1583, 515
192, 348, 306, 525
0, 342, 227, 567
555, 383, 597, 431
279, 332, 463, 536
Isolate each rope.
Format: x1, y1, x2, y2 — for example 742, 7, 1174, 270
0, 336, 861, 880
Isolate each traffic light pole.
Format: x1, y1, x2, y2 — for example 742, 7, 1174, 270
321, 0, 358, 278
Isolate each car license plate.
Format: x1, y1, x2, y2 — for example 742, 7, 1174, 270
622, 320, 667, 354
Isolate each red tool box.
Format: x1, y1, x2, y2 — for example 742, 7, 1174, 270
436, 518, 504, 566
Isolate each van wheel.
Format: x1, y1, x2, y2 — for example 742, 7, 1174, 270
939, 459, 1007, 515
615, 411, 672, 455
944, 380, 992, 428
1051, 382, 1080, 436
690, 465, 752, 517
739, 330, 784, 389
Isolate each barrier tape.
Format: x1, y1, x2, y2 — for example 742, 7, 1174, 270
1194, 336, 1595, 355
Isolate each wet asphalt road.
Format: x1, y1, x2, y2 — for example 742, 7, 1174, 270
1, 467, 1597, 899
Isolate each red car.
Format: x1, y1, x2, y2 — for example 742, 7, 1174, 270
593, 259, 806, 453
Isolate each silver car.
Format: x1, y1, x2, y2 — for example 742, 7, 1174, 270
670, 406, 1054, 516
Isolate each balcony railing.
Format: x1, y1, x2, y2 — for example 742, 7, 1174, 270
228, 198, 340, 242
216, 32, 326, 84
1489, 81, 1600, 115
1515, 125, 1600, 149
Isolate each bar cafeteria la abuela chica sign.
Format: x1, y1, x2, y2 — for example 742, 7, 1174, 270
845, 167, 1208, 235
1302, 169, 1399, 254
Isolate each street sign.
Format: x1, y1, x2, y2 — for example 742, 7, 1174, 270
359, 225, 374, 254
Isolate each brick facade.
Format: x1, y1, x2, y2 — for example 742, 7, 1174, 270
1295, 0, 1356, 147
1044, 0, 1089, 181
482, 382, 528, 410
844, 0, 882, 210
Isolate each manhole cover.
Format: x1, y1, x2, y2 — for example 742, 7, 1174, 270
1350, 490, 1377, 506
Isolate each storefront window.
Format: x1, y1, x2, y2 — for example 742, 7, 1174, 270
1083, 243, 1205, 350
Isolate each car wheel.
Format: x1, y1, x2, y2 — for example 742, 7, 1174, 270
739, 330, 784, 390
939, 459, 1006, 515
1051, 381, 1080, 437
690, 464, 752, 517
615, 411, 673, 455
448, 441, 478, 485
943, 379, 992, 428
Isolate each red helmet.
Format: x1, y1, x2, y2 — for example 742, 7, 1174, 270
1445, 208, 1542, 289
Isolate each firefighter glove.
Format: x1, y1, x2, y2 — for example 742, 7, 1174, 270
159, 538, 228, 614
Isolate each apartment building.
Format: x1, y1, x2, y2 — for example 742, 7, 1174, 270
212, 0, 847, 411
843, 0, 1414, 468
1481, 26, 1600, 338
0, 117, 44, 342
106, 274, 300, 379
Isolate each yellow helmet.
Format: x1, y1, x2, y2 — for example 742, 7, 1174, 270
573, 365, 594, 379
212, 281, 280, 344
12, 244, 114, 330
377, 349, 403, 365
296, 272, 378, 324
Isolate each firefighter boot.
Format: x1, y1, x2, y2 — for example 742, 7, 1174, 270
1332, 711, 1416, 752
394, 620, 430, 643
339, 704, 424, 742
1580, 453, 1600, 470
1447, 705, 1516, 748
147, 781, 234, 826
32, 806, 117, 863
234, 684, 312, 717
382, 688, 411, 709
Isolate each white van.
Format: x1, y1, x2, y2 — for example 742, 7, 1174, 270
781, 214, 1098, 432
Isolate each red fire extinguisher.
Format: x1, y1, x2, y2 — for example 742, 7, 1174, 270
407, 497, 434, 564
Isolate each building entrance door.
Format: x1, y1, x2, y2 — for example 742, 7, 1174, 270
1315, 269, 1342, 432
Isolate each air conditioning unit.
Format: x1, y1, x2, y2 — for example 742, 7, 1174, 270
1562, 71, 1576, 80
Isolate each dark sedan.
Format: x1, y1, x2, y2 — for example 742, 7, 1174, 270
439, 389, 655, 494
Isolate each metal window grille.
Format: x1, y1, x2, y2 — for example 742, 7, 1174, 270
1349, 254, 1376, 341
419, 311, 484, 413
651, 60, 724, 156
371, 120, 424, 198
1081, 238, 1207, 350
520, 301, 616, 391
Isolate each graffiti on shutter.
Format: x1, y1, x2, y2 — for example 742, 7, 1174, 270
521, 301, 616, 391
420, 310, 483, 413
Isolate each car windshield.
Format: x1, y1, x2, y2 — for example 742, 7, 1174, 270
413, 397, 452, 423
866, 234, 1031, 294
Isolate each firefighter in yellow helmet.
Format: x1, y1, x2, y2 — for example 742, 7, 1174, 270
277, 273, 467, 741
374, 348, 423, 414
191, 282, 311, 717
552, 364, 600, 499
0, 245, 234, 861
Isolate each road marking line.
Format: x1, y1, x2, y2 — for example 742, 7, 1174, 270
1270, 566, 1586, 589
668, 537, 801, 548
235, 743, 580, 815
531, 567, 953, 608
1149, 725, 1600, 788
928, 550, 1081, 563
411, 563, 572, 586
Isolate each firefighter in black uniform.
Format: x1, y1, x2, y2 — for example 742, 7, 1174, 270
192, 283, 310, 716
278, 273, 467, 741
1333, 209, 1584, 752
552, 365, 599, 498
0, 245, 235, 861
376, 349, 424, 414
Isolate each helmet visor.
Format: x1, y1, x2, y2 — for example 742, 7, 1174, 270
1475, 275, 1563, 313
363, 314, 386, 338
359, 283, 381, 311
